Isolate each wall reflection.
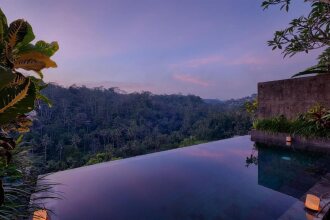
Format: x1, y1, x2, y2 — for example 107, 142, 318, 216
251, 142, 330, 199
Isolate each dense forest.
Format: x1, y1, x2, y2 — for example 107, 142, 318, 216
25, 84, 254, 174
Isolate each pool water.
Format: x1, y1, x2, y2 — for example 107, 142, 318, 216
41, 136, 330, 220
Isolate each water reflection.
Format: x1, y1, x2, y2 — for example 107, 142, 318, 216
39, 136, 330, 220
250, 142, 330, 199
245, 147, 258, 167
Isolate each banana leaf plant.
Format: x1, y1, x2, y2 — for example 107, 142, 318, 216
0, 8, 58, 207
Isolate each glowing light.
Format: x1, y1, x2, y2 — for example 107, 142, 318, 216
305, 194, 320, 211
32, 210, 48, 220
286, 136, 292, 142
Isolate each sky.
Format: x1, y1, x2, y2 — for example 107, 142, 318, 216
1, 0, 320, 99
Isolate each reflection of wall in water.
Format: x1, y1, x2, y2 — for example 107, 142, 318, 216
257, 144, 330, 199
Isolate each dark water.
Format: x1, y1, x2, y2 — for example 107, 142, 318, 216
42, 136, 330, 220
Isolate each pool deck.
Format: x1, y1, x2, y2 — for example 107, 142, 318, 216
279, 173, 330, 220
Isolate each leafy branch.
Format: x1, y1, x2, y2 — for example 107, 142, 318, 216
262, 0, 330, 77
263, 1, 330, 57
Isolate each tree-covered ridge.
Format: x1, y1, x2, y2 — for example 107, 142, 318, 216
25, 84, 252, 173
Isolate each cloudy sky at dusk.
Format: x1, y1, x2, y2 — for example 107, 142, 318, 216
2, 0, 320, 99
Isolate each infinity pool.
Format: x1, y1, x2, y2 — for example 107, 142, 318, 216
40, 136, 330, 220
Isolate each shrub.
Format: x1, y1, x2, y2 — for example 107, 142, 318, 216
254, 105, 330, 138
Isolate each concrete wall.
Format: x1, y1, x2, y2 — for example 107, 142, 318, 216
258, 75, 330, 119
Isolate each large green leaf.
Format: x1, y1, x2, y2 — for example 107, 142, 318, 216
0, 76, 36, 124
0, 42, 14, 69
14, 51, 57, 72
0, 66, 14, 90
30, 77, 52, 106
0, 8, 8, 44
19, 41, 59, 57
7, 19, 35, 48
292, 69, 329, 78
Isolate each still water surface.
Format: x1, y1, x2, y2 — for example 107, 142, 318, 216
42, 136, 330, 220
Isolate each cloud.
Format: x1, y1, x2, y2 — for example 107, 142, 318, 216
229, 55, 267, 65
181, 148, 224, 160
170, 53, 269, 69
173, 55, 225, 68
172, 73, 210, 87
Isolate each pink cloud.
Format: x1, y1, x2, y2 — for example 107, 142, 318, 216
172, 73, 210, 87
229, 55, 267, 65
181, 149, 224, 160
181, 55, 225, 68
170, 54, 269, 69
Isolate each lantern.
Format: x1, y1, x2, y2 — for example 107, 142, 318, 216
286, 136, 292, 142
305, 194, 320, 211
32, 209, 48, 220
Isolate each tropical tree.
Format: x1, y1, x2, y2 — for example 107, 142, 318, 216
262, 0, 330, 76
0, 6, 58, 214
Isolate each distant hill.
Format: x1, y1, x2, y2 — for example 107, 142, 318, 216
204, 94, 257, 108
26, 84, 252, 174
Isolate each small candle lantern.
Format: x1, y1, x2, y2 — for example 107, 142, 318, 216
286, 136, 292, 142
305, 194, 320, 211
33, 209, 48, 220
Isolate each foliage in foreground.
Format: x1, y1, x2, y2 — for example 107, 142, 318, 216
262, 0, 330, 77
0, 7, 58, 218
254, 105, 330, 138
0, 148, 59, 220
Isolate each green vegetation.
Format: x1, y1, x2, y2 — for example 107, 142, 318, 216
0, 148, 58, 220
0, 8, 58, 218
254, 105, 330, 138
262, 0, 330, 77
24, 84, 253, 174
244, 98, 258, 120
293, 47, 330, 77
86, 152, 122, 166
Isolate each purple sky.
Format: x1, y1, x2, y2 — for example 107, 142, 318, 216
2, 0, 320, 99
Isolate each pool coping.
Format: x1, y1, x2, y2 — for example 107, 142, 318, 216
250, 130, 330, 153
251, 130, 330, 219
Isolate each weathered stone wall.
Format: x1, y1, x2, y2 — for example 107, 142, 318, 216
258, 75, 330, 119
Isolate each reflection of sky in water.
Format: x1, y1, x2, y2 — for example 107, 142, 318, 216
40, 136, 330, 220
